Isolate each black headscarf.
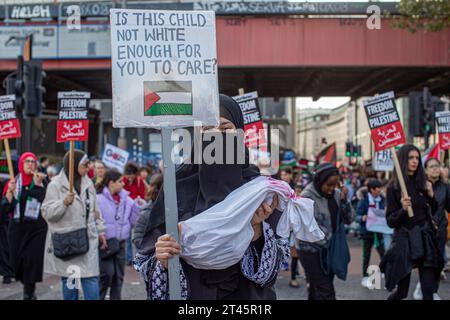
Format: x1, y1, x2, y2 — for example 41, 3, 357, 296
63, 149, 87, 195
147, 94, 260, 231
313, 163, 339, 198
313, 162, 340, 232
219, 93, 244, 130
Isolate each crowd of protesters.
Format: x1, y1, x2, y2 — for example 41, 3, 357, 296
0, 149, 163, 300
273, 146, 450, 301
0, 135, 449, 300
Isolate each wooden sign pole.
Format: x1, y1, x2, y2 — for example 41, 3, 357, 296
390, 147, 414, 218
69, 141, 75, 193
3, 139, 14, 180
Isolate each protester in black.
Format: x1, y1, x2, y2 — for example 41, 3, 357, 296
380, 144, 442, 300
297, 163, 353, 300
1, 152, 47, 300
133, 94, 289, 300
0, 178, 14, 284
422, 157, 450, 297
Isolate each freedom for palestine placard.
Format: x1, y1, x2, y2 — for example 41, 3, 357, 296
56, 91, 90, 143
363, 91, 406, 152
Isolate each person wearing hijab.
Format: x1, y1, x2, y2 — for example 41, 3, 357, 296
380, 144, 442, 300
1, 152, 47, 300
41, 149, 106, 300
296, 162, 353, 300
133, 94, 289, 300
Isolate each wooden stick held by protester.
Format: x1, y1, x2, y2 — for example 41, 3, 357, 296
69, 141, 74, 193
391, 147, 414, 218
3, 139, 14, 180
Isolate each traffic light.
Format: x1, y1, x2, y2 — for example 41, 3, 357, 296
422, 87, 434, 135
353, 144, 358, 157
23, 59, 46, 117
14, 56, 25, 110
409, 91, 423, 136
409, 88, 444, 137
353, 144, 362, 157
345, 142, 353, 157
2, 56, 25, 110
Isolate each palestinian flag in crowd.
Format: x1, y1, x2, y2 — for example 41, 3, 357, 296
316, 143, 337, 164
144, 81, 193, 116
280, 149, 298, 168
422, 143, 440, 165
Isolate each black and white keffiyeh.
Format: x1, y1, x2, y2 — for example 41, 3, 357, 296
240, 221, 290, 285
133, 222, 289, 299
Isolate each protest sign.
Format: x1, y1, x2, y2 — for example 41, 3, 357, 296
56, 92, 90, 143
102, 143, 130, 173
110, 9, 222, 299
110, 9, 220, 128
373, 149, 393, 172
363, 91, 405, 152
363, 91, 412, 217
57, 91, 90, 193
0, 95, 21, 179
233, 91, 266, 148
436, 111, 450, 150
0, 95, 21, 140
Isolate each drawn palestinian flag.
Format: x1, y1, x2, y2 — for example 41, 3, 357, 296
144, 81, 193, 116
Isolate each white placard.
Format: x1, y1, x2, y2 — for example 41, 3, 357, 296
373, 149, 394, 172
110, 9, 220, 129
102, 143, 130, 173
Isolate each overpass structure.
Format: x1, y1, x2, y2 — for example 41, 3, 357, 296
0, 1, 448, 104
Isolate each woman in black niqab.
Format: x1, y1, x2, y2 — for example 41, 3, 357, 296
134, 94, 288, 300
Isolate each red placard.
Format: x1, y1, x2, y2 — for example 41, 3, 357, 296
244, 120, 266, 149
436, 111, 450, 150
370, 122, 406, 152
439, 133, 450, 150
56, 92, 90, 143
233, 91, 267, 149
56, 120, 89, 143
363, 91, 406, 152
0, 95, 21, 140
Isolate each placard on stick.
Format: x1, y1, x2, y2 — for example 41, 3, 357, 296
436, 111, 450, 150
102, 143, 130, 173
0, 95, 21, 140
110, 8, 220, 129
233, 91, 266, 149
57, 91, 90, 194
363, 91, 405, 152
0, 95, 21, 179
363, 91, 412, 217
56, 92, 90, 143
373, 149, 393, 172
110, 9, 221, 300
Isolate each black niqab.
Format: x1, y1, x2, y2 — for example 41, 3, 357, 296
147, 94, 260, 231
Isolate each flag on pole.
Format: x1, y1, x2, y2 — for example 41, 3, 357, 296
422, 144, 440, 164
316, 143, 337, 164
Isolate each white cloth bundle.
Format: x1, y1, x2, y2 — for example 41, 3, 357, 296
179, 176, 324, 269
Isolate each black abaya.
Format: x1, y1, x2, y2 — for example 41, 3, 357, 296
2, 185, 47, 284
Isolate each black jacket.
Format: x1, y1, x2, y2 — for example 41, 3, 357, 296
431, 180, 450, 230
380, 181, 442, 291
